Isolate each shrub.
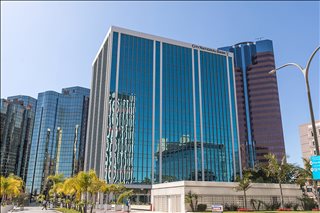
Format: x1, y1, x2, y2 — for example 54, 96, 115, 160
298, 195, 317, 210
263, 201, 281, 210
224, 203, 238, 211
293, 203, 299, 211
284, 202, 293, 208
197, 204, 207, 211
250, 199, 263, 211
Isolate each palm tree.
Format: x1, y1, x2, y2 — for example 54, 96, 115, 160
108, 183, 127, 203
295, 158, 312, 191
103, 184, 117, 204
235, 172, 252, 208
0, 174, 24, 204
62, 177, 80, 209
185, 191, 198, 212
295, 158, 319, 208
88, 176, 107, 212
117, 190, 133, 204
47, 174, 64, 185
76, 170, 97, 213
47, 174, 64, 205
263, 153, 295, 208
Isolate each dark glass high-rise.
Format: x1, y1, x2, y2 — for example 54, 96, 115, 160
220, 40, 286, 168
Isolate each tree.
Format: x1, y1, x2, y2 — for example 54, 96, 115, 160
0, 174, 24, 204
62, 177, 81, 208
116, 190, 134, 204
88, 176, 107, 212
263, 153, 296, 208
295, 158, 319, 208
75, 170, 102, 213
76, 171, 93, 213
110, 183, 127, 202
235, 172, 252, 208
46, 174, 65, 205
246, 164, 277, 183
103, 184, 116, 204
185, 191, 198, 212
47, 174, 65, 186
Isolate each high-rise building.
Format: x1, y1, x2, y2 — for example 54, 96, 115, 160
299, 120, 320, 160
85, 26, 241, 187
7, 95, 37, 109
219, 40, 286, 168
26, 87, 90, 195
0, 96, 37, 181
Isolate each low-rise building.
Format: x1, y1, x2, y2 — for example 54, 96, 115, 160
151, 181, 302, 212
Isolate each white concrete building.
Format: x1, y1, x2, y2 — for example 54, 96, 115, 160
151, 181, 302, 212
299, 120, 320, 160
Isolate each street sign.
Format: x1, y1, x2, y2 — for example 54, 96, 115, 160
310, 155, 320, 180
212, 204, 223, 213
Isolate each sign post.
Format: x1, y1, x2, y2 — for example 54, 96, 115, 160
310, 155, 320, 209
311, 156, 320, 180
212, 204, 223, 213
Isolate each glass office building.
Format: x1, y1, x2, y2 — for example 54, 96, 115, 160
85, 26, 241, 186
1, 96, 37, 181
220, 40, 285, 168
26, 87, 89, 195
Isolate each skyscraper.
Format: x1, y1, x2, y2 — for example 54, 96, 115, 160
85, 26, 241, 187
26, 87, 89, 195
0, 96, 37, 181
220, 40, 286, 168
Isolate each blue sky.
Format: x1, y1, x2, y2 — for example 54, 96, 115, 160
1, 1, 319, 166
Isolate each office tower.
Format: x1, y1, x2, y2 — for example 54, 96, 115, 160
219, 40, 286, 168
7, 95, 37, 108
299, 120, 320, 160
26, 87, 89, 195
0, 96, 37, 181
85, 26, 241, 187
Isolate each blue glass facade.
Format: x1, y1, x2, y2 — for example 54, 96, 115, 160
1, 96, 37, 181
26, 87, 89, 195
85, 26, 241, 185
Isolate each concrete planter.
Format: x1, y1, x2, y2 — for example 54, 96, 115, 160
94, 204, 101, 210
1, 205, 14, 213
123, 205, 131, 212
114, 205, 122, 211
103, 204, 112, 210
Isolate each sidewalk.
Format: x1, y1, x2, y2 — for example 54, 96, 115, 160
17, 206, 163, 213
14, 206, 57, 213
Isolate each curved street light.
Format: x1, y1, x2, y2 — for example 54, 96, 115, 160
269, 46, 320, 156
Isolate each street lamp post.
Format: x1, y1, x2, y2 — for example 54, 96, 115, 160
269, 46, 320, 156
270, 46, 320, 208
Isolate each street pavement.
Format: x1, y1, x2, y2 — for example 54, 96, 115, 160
12, 206, 163, 213
12, 207, 57, 213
